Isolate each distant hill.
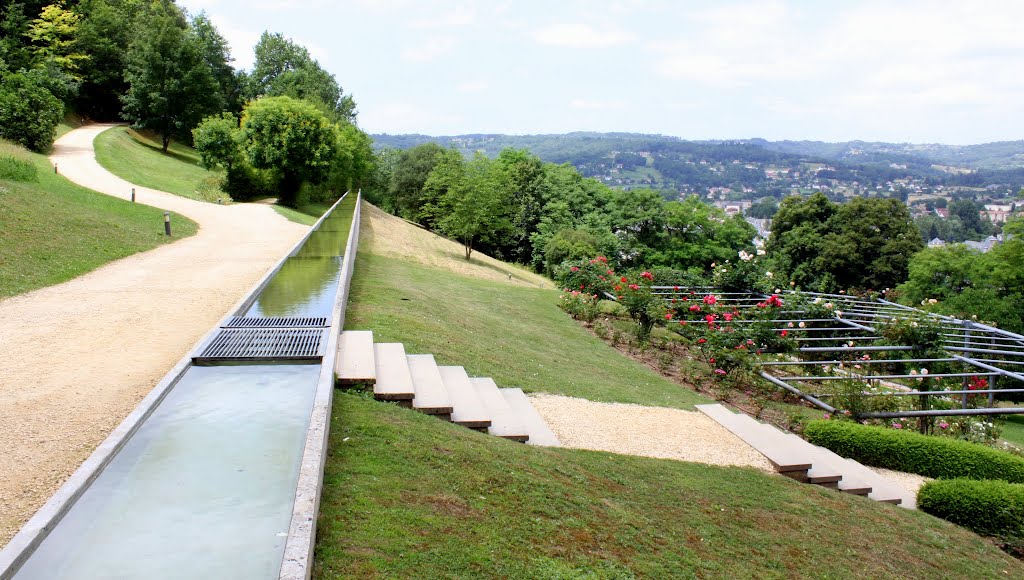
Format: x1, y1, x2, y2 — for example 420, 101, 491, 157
371, 132, 1024, 201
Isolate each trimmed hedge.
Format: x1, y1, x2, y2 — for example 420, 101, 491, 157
918, 479, 1024, 537
804, 420, 1024, 482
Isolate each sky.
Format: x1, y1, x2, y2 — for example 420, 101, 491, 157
177, 0, 1024, 145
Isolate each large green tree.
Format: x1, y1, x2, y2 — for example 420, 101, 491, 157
73, 0, 135, 119
768, 193, 921, 291
246, 32, 354, 123
386, 142, 447, 220
190, 12, 238, 114
437, 154, 515, 260
239, 96, 337, 207
121, 1, 218, 152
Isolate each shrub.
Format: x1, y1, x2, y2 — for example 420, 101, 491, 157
918, 479, 1024, 538
0, 72, 64, 152
804, 419, 1024, 482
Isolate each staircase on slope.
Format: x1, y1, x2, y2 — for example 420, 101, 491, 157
335, 330, 560, 446
696, 403, 915, 509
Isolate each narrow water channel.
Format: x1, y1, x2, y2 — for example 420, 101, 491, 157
10, 194, 357, 578
14, 364, 319, 579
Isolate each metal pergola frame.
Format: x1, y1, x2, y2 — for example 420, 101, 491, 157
652, 287, 1024, 425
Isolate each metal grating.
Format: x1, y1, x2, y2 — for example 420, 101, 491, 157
195, 328, 326, 362
224, 316, 328, 328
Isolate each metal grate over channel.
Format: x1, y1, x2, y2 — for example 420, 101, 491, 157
194, 328, 327, 363
224, 316, 329, 329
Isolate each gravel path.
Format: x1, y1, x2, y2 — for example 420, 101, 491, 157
530, 393, 930, 505
0, 125, 308, 546
529, 393, 775, 471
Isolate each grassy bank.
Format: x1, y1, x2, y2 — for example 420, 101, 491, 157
0, 139, 198, 298
345, 249, 706, 409
93, 126, 222, 202
315, 393, 1022, 578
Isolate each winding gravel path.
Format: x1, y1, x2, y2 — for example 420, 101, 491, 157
0, 125, 308, 546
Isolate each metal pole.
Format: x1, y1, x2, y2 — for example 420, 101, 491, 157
164, 212, 171, 236
758, 371, 836, 413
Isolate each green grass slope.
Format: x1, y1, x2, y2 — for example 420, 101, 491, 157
315, 393, 1022, 578
93, 126, 223, 202
0, 140, 198, 298
93, 126, 332, 223
344, 208, 706, 409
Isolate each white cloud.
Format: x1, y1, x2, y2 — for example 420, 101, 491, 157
570, 98, 625, 110
533, 23, 632, 48
458, 81, 488, 93
401, 36, 457, 62
361, 102, 463, 133
409, 3, 475, 28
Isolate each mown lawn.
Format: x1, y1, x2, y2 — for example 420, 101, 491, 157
93, 126, 223, 202
0, 140, 198, 298
314, 393, 1023, 578
344, 250, 708, 410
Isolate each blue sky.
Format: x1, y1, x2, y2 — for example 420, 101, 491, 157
178, 0, 1024, 144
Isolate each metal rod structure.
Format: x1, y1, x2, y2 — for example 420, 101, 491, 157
861, 408, 1024, 418
758, 371, 836, 413
953, 355, 1024, 382
781, 372, 997, 381
813, 388, 1024, 397
759, 358, 957, 366
799, 345, 916, 353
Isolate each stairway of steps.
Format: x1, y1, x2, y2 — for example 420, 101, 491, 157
335, 330, 560, 446
696, 403, 915, 509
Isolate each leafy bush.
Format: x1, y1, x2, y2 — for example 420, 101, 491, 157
804, 420, 1024, 482
558, 291, 600, 323
0, 72, 64, 152
918, 478, 1024, 538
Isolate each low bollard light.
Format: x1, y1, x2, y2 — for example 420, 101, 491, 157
164, 212, 171, 236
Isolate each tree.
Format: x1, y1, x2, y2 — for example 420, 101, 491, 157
247, 32, 354, 123
73, 0, 136, 119
747, 196, 778, 218
0, 69, 63, 151
25, 1, 87, 77
437, 153, 515, 260
192, 112, 239, 170
121, 1, 218, 152
190, 12, 238, 114
818, 197, 923, 290
386, 142, 447, 219
240, 96, 337, 207
767, 193, 835, 289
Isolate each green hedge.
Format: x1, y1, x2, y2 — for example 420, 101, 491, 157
918, 479, 1024, 537
804, 420, 1024, 482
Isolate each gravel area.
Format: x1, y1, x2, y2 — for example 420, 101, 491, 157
868, 466, 932, 496
0, 125, 307, 547
529, 393, 774, 472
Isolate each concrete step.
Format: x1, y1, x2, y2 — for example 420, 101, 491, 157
696, 404, 810, 476
472, 378, 529, 442
438, 366, 492, 429
836, 457, 914, 508
749, 423, 843, 486
501, 389, 560, 447
373, 343, 415, 402
779, 434, 869, 493
336, 330, 376, 384
406, 354, 453, 416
